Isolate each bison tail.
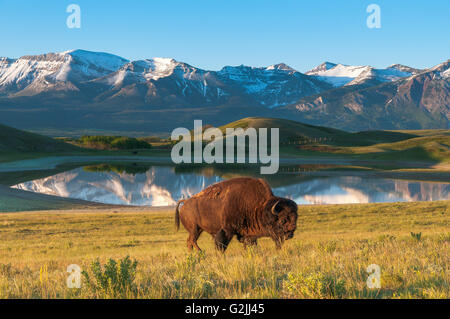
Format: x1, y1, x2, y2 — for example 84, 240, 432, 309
175, 200, 185, 231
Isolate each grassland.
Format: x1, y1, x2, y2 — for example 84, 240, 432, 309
0, 201, 448, 299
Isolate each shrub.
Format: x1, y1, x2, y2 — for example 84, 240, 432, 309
283, 272, 346, 298
110, 137, 151, 150
377, 234, 396, 242
78, 135, 151, 150
318, 240, 337, 253
82, 256, 138, 298
410, 232, 422, 241
381, 273, 404, 290
437, 233, 450, 243
162, 251, 215, 298
175, 251, 206, 278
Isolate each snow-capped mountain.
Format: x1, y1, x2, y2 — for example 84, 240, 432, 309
281, 59, 450, 130
0, 49, 448, 132
0, 49, 417, 105
387, 64, 422, 75
0, 50, 128, 96
305, 62, 337, 74
216, 63, 331, 108
305, 62, 416, 87
0, 50, 330, 108
88, 58, 230, 107
95, 59, 331, 108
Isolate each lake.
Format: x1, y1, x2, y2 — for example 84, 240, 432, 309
12, 163, 450, 206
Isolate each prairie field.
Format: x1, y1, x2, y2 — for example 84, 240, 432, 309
0, 200, 448, 299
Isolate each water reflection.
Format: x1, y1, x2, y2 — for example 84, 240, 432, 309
12, 164, 450, 206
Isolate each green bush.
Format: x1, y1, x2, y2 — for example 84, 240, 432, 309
78, 135, 151, 150
283, 271, 346, 298
410, 232, 422, 241
318, 240, 337, 253
82, 256, 138, 298
110, 137, 151, 150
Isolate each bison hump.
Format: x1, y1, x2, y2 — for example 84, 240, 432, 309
192, 177, 273, 200
195, 184, 223, 199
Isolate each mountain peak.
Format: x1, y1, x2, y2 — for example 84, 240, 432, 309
117, 57, 185, 81
387, 63, 422, 75
63, 49, 128, 63
306, 62, 337, 74
266, 63, 297, 72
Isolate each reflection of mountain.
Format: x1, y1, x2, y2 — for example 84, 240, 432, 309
275, 176, 450, 204
13, 166, 221, 206
12, 167, 450, 206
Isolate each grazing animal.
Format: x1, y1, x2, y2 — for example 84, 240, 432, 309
175, 177, 298, 252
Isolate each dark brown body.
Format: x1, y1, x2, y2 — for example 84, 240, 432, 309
175, 177, 298, 252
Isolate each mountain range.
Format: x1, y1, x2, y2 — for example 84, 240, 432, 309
0, 49, 448, 135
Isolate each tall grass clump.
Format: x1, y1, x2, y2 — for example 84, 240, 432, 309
82, 256, 138, 298
410, 232, 422, 241
163, 251, 217, 298
283, 272, 346, 298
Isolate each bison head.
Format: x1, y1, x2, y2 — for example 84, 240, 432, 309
266, 197, 298, 240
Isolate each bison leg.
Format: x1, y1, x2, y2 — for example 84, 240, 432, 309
214, 229, 233, 252
187, 226, 203, 251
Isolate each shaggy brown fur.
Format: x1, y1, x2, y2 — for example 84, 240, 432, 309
175, 177, 298, 252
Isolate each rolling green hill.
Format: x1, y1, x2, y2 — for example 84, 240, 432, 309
217, 117, 421, 146
218, 117, 345, 142
0, 123, 79, 153
216, 117, 450, 163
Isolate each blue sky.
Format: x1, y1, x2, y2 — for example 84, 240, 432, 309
0, 0, 448, 72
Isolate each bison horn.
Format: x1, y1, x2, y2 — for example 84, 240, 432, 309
271, 200, 281, 215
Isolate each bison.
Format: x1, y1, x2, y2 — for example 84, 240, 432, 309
175, 177, 298, 252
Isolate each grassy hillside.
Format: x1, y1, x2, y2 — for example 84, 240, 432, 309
0, 201, 448, 298
0, 124, 166, 163
215, 117, 450, 164
0, 123, 79, 154
346, 135, 450, 162
217, 117, 427, 146
218, 117, 346, 142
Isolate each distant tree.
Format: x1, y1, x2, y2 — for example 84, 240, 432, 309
77, 135, 151, 150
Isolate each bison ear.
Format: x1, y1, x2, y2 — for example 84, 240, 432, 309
271, 199, 282, 215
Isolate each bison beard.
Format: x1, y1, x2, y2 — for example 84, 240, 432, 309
174, 177, 298, 252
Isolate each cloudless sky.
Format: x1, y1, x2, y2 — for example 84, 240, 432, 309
0, 0, 448, 72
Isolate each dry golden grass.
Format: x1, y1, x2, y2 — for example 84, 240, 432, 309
0, 201, 448, 299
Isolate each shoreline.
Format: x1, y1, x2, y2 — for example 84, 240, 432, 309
1, 181, 449, 213
2, 199, 450, 216
0, 154, 446, 173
